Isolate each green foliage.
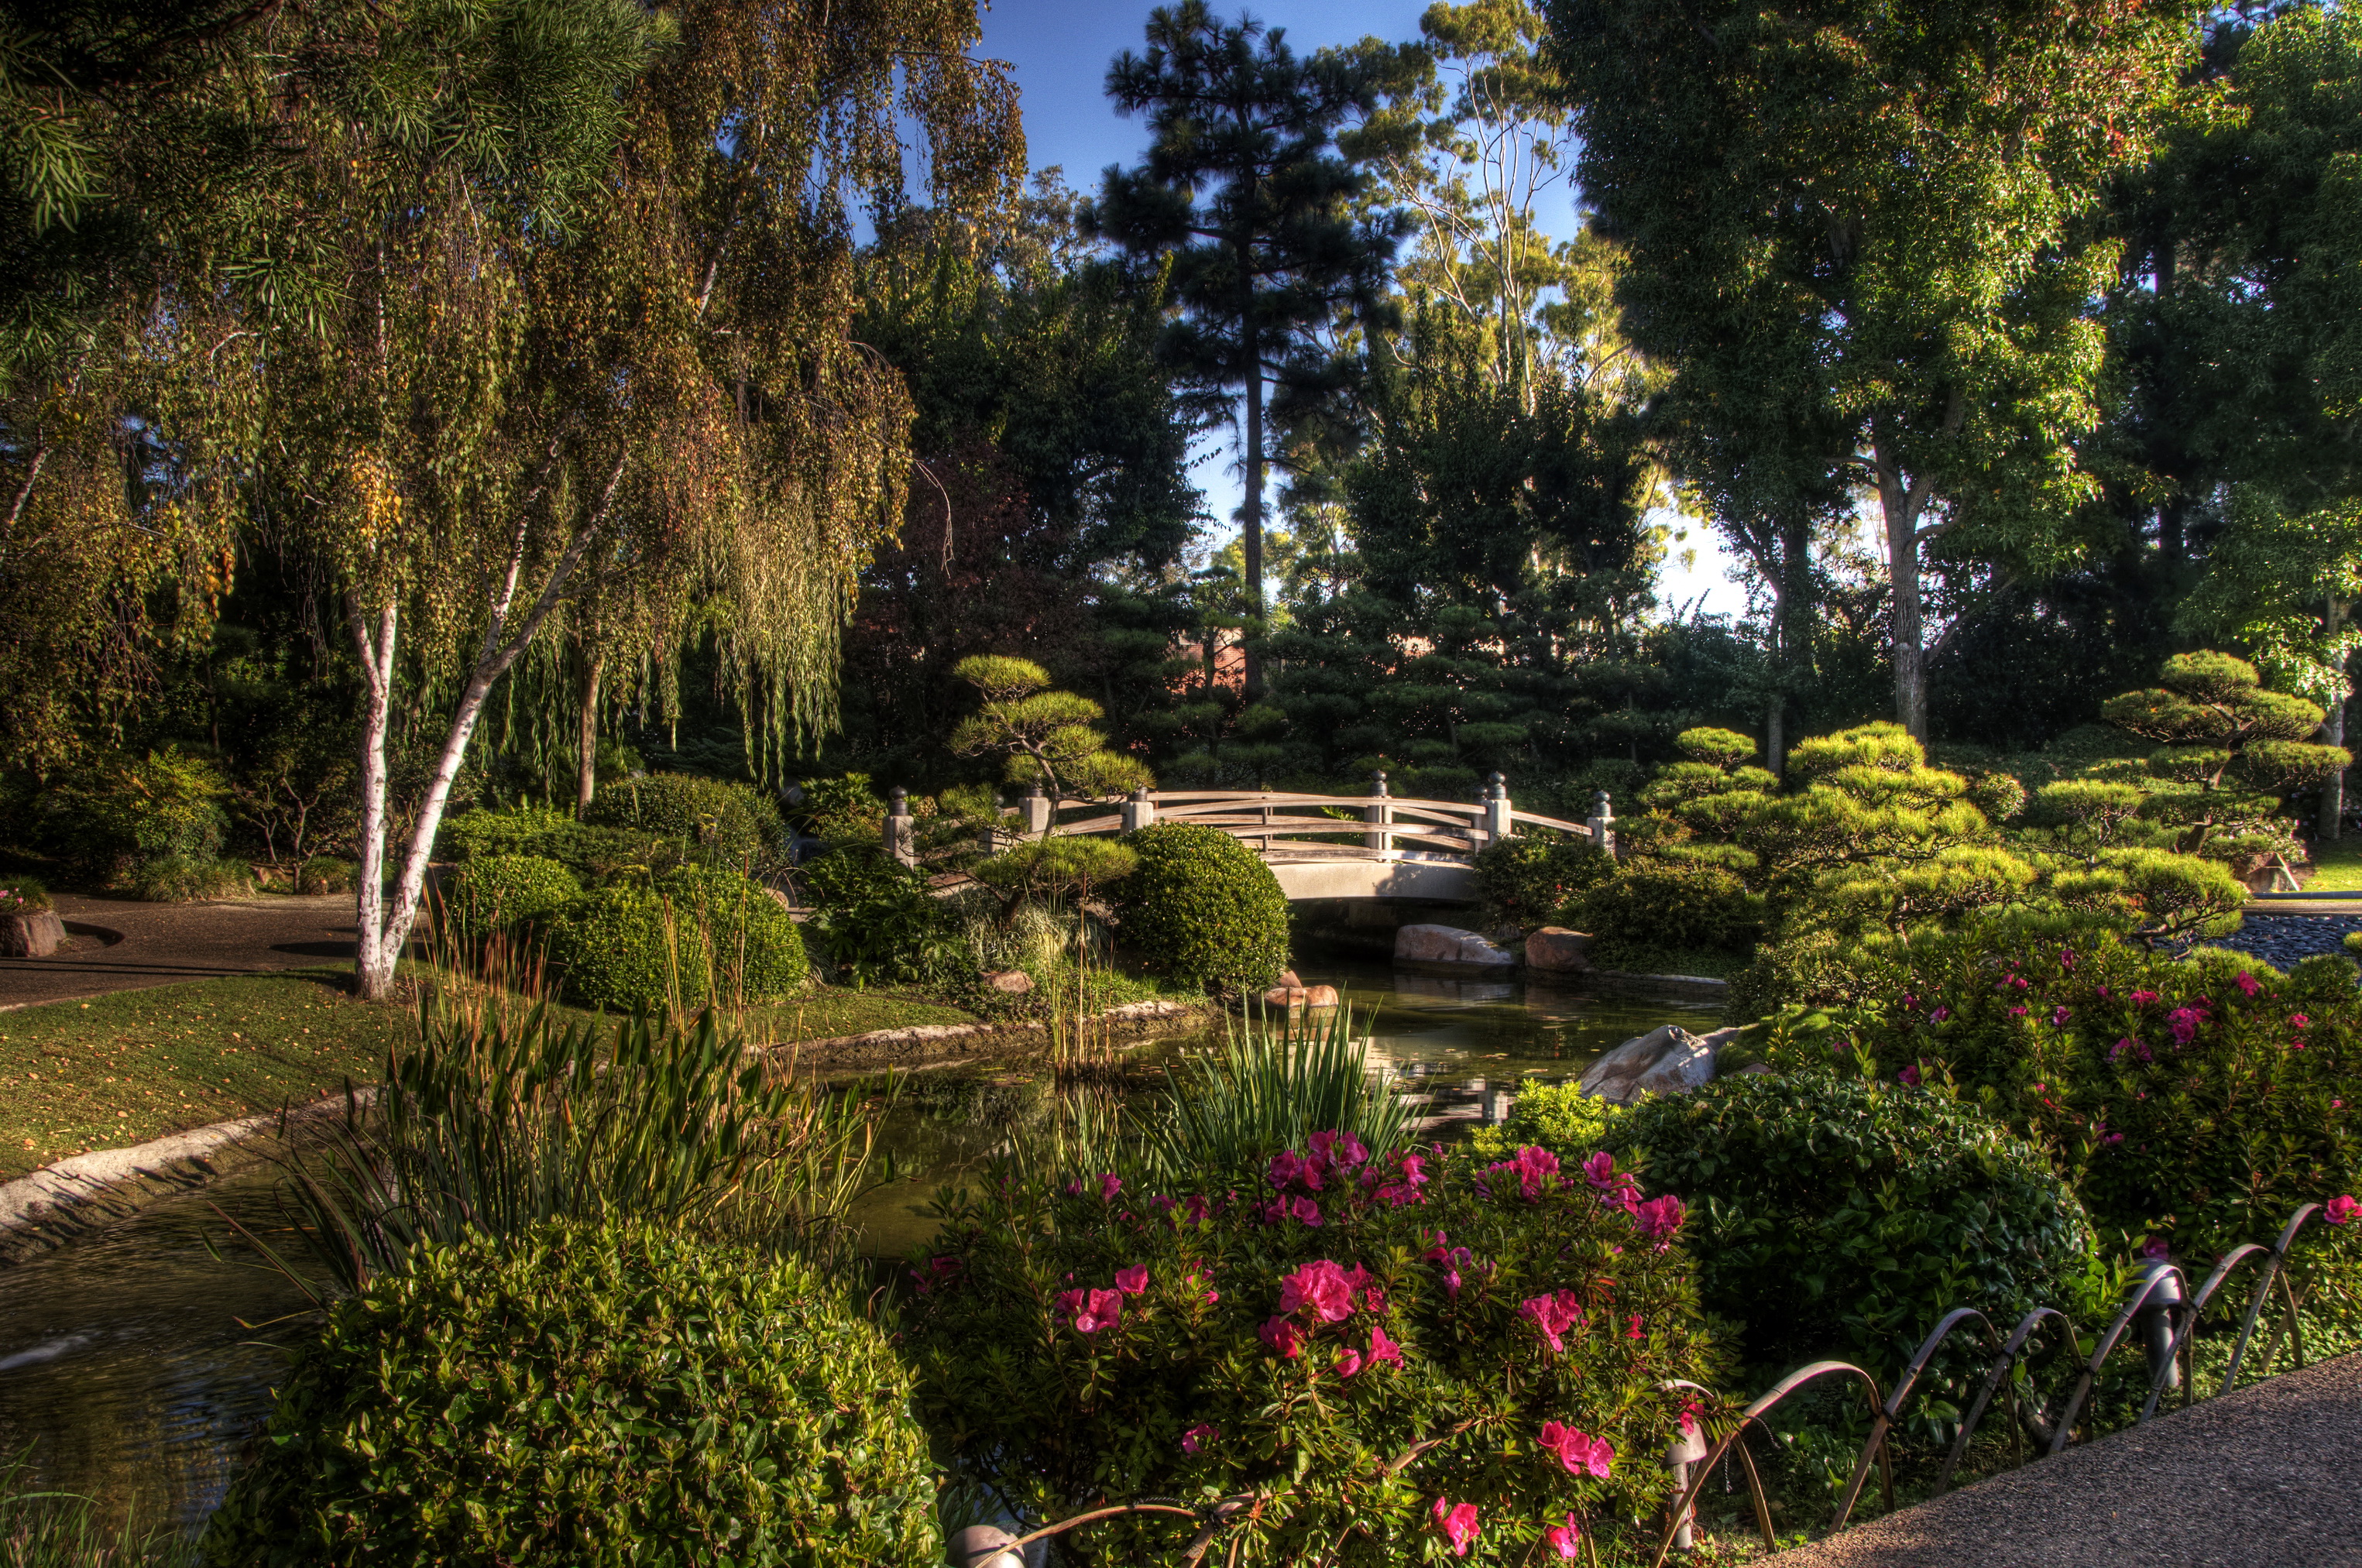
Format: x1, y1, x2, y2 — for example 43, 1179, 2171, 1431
790, 773, 884, 842
125, 855, 253, 903
967, 835, 1138, 908
0, 875, 51, 911
48, 746, 231, 877
584, 773, 787, 872
437, 805, 687, 882
1471, 834, 1613, 928
2, 1454, 194, 1568
798, 846, 971, 990
437, 855, 582, 942
551, 868, 807, 1011
906, 1138, 1713, 1564
201, 1220, 941, 1567
1740, 932, 2362, 1257
1611, 1074, 2095, 1379
1465, 1080, 1625, 1166
1142, 1006, 1409, 1184
1111, 822, 1292, 996
1569, 862, 1763, 971
948, 656, 1152, 801
295, 856, 357, 895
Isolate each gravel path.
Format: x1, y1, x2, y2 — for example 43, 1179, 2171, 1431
2220, 913, 2362, 971
0, 893, 356, 1009
1770, 1352, 2362, 1566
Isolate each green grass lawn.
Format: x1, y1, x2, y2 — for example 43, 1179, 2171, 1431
0, 970, 981, 1180
2305, 835, 2362, 890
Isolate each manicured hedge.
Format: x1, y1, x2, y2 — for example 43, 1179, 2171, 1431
200, 1220, 942, 1566
551, 866, 806, 1010
437, 854, 582, 942
1111, 822, 1290, 995
585, 774, 785, 871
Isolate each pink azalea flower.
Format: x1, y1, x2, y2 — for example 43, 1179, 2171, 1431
1898, 1064, 1921, 1087
2168, 1007, 2202, 1046
1538, 1421, 1615, 1479
1310, 1129, 1370, 1168
908, 1255, 961, 1295
1633, 1193, 1687, 1242
1258, 1316, 1305, 1357
1335, 1346, 1365, 1378
1115, 1265, 1148, 1295
1581, 1151, 1618, 1189
2236, 971, 2260, 998
2051, 1006, 2072, 1026
2007, 1006, 2029, 1019
2141, 1237, 2170, 1261
1931, 1006, 1952, 1022
1900, 993, 1918, 1009
2110, 1036, 2152, 1064
1365, 1284, 1386, 1314
1546, 1514, 1582, 1559
1267, 1150, 1306, 1189
1626, 1313, 1645, 1340
1430, 1498, 1480, 1556
1368, 1323, 1405, 1369
1182, 1194, 1211, 1226
1181, 1422, 1217, 1455
1064, 1178, 1084, 1196
1099, 1173, 1123, 1202
1059, 1288, 1123, 1334
2326, 1195, 2358, 1226
1677, 1400, 1703, 1438
1279, 1260, 1356, 1322
2130, 990, 2161, 1007
1291, 1195, 1324, 1227
1518, 1289, 1587, 1351
2289, 1013, 2311, 1028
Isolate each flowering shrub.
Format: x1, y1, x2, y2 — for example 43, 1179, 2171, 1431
1739, 931, 2360, 1257
1607, 1074, 2094, 1381
0, 877, 50, 912
905, 1134, 1718, 1565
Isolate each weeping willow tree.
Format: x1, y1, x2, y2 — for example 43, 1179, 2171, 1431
249, 0, 1023, 998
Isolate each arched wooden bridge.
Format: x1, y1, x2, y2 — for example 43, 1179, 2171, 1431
892, 776, 1615, 903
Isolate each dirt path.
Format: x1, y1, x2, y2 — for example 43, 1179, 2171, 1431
1771, 1352, 2362, 1566
0, 893, 358, 1009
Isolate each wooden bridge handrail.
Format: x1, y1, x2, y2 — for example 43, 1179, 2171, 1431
1145, 791, 1485, 818
1508, 809, 1592, 836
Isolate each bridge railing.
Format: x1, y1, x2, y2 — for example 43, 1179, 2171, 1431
887, 772, 1619, 867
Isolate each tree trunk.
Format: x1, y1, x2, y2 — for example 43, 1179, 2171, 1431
2323, 600, 2347, 842
352, 601, 400, 999
1241, 355, 1265, 700
577, 650, 603, 812
1771, 508, 1814, 777
1873, 444, 1930, 741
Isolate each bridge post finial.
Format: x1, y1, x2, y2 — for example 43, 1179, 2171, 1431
1021, 780, 1052, 839
886, 787, 916, 866
1365, 771, 1392, 856
1370, 770, 1389, 798
1483, 772, 1513, 843
1587, 790, 1618, 860
1121, 785, 1156, 833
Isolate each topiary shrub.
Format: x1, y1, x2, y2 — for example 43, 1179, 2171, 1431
437, 802, 579, 861
199, 1219, 942, 1567
1568, 861, 1763, 973
1471, 835, 1614, 929
1608, 1073, 2094, 1379
1111, 822, 1289, 995
295, 856, 357, 894
1465, 1080, 1626, 1166
436, 855, 582, 942
551, 866, 807, 1010
907, 1135, 1716, 1564
125, 855, 254, 902
438, 805, 691, 882
585, 773, 785, 871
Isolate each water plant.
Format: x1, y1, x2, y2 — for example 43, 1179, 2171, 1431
0, 1456, 192, 1568
1141, 1002, 1409, 1185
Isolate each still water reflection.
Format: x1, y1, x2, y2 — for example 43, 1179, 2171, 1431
0, 956, 1714, 1532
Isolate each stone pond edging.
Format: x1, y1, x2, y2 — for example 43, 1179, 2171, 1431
778, 997, 1208, 1069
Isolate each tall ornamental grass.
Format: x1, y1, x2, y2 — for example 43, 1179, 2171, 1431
1142, 1003, 1408, 1185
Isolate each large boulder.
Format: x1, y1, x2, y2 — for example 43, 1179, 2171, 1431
1578, 1022, 1744, 1104
1523, 927, 1594, 973
0, 908, 64, 958
1393, 924, 1514, 972
1262, 983, 1342, 1010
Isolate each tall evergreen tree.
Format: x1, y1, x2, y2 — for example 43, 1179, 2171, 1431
1086, 1, 1404, 695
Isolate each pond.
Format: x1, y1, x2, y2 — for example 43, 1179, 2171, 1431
0, 956, 1718, 1534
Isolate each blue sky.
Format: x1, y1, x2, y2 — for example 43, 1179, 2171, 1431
971, 0, 1747, 616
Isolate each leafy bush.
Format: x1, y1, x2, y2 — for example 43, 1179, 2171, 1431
1471, 835, 1613, 928
51, 746, 231, 877
551, 867, 807, 1010
907, 1138, 1715, 1564
294, 856, 356, 894
1111, 822, 1290, 995
1608, 1073, 2094, 1379
1569, 861, 1763, 971
1466, 1080, 1626, 1166
437, 802, 579, 860
0, 875, 51, 911
585, 773, 786, 871
126, 855, 254, 902
788, 771, 886, 841
1742, 930, 2362, 1256
437, 854, 581, 942
799, 845, 970, 989
201, 1220, 941, 1567
438, 804, 689, 881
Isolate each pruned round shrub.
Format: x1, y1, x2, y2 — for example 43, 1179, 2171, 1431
552, 866, 807, 1010
437, 854, 581, 942
585, 773, 785, 871
1569, 861, 1763, 970
52, 746, 231, 878
1608, 1073, 2093, 1378
1111, 822, 1289, 994
126, 854, 254, 902
436, 802, 578, 861
908, 1137, 1715, 1563
198, 1219, 942, 1566
296, 856, 357, 894
1466, 1080, 1626, 1165
438, 805, 691, 880
1471, 835, 1614, 929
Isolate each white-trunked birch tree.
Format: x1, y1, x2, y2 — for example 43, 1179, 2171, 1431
260, 0, 1021, 1000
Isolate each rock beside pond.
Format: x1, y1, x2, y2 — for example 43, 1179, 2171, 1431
1394, 924, 1515, 972
1578, 1022, 1745, 1104
1262, 983, 1342, 1010
0, 909, 64, 958
1523, 927, 1594, 973
983, 969, 1034, 995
